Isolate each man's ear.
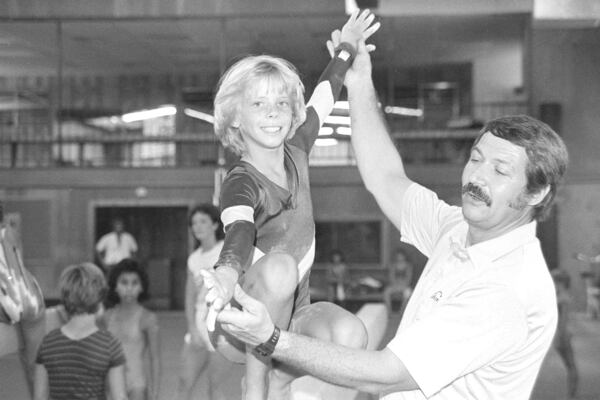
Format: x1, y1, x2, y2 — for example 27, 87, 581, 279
527, 185, 551, 207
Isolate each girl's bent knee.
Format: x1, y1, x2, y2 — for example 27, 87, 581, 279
331, 315, 368, 349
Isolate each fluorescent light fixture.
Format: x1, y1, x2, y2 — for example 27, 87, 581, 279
184, 108, 215, 124
318, 126, 334, 136
384, 106, 423, 117
336, 126, 352, 136
333, 101, 349, 110
315, 138, 338, 147
122, 105, 177, 123
324, 115, 351, 126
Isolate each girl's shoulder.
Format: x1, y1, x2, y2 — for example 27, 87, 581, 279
140, 307, 159, 331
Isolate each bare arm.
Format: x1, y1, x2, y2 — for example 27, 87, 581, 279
185, 270, 198, 333
344, 40, 414, 229
218, 285, 418, 393
107, 365, 128, 400
33, 364, 49, 400
145, 312, 161, 400
275, 331, 417, 393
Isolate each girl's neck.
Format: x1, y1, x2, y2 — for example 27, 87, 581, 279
62, 313, 98, 339
242, 148, 287, 188
201, 235, 218, 251
115, 301, 141, 313
242, 146, 285, 174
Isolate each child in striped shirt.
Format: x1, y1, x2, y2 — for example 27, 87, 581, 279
33, 262, 127, 400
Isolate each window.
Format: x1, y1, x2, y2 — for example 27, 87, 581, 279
315, 221, 381, 264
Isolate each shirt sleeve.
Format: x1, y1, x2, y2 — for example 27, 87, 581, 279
400, 183, 463, 258
95, 235, 107, 252
288, 43, 355, 153
126, 233, 138, 252
215, 169, 260, 274
108, 335, 126, 368
35, 335, 49, 364
387, 281, 528, 398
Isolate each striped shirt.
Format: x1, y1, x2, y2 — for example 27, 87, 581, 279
36, 328, 126, 400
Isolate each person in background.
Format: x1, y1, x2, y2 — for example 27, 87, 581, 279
575, 252, 600, 319
326, 250, 349, 305
215, 24, 569, 399
551, 269, 579, 398
382, 249, 413, 315
96, 217, 138, 273
34, 262, 127, 400
177, 204, 224, 400
103, 259, 160, 400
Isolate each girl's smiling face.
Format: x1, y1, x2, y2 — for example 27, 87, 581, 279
234, 77, 294, 154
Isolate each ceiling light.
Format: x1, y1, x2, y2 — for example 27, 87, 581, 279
122, 105, 177, 123
318, 126, 334, 136
333, 101, 349, 110
315, 138, 338, 147
324, 115, 351, 125
336, 126, 352, 136
184, 108, 215, 124
384, 106, 423, 117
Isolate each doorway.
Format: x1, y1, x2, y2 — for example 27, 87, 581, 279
95, 206, 189, 310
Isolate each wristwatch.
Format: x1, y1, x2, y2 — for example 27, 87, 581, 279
253, 325, 281, 357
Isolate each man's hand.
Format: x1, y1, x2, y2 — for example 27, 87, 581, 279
216, 284, 275, 347
199, 267, 237, 331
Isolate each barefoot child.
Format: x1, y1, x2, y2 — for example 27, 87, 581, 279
34, 262, 127, 400
201, 10, 380, 400
104, 259, 160, 400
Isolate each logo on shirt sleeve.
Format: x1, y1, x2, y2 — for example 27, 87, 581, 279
431, 291, 443, 302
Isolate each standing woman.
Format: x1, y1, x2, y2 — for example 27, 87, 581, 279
177, 204, 224, 400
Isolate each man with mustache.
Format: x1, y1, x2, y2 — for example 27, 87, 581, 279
215, 31, 569, 400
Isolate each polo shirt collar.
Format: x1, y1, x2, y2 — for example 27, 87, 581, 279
449, 220, 538, 267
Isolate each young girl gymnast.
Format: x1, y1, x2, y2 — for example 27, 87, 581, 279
201, 10, 380, 400
103, 258, 160, 400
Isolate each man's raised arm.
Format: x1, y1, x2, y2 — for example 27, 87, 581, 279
346, 40, 413, 229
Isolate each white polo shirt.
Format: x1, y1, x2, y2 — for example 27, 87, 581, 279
382, 183, 557, 400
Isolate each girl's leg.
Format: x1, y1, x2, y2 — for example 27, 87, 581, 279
240, 252, 298, 400
128, 387, 146, 400
556, 337, 578, 398
208, 252, 298, 400
176, 339, 211, 400
267, 301, 368, 399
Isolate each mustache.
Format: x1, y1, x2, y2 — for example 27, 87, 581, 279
462, 183, 492, 206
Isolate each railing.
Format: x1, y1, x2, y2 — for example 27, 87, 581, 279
0, 102, 527, 169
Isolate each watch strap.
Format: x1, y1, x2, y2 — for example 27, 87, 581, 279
253, 325, 280, 357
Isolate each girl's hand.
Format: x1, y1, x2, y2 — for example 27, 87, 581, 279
334, 9, 380, 54
199, 267, 237, 331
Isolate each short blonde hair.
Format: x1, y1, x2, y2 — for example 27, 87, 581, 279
214, 55, 307, 156
59, 262, 106, 316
